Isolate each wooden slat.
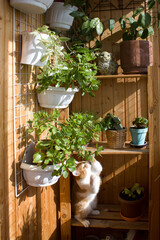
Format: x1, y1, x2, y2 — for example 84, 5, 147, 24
96, 74, 147, 79
71, 218, 149, 230
85, 141, 149, 155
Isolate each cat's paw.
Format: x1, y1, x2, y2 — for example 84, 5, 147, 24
81, 219, 90, 228
91, 209, 100, 215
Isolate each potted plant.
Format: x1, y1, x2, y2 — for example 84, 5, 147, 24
45, 0, 78, 31
119, 183, 145, 221
108, 4, 155, 73
10, 0, 53, 14
34, 26, 100, 108
99, 113, 126, 149
130, 117, 148, 147
21, 110, 103, 187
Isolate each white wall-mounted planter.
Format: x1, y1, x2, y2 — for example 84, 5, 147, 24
10, 0, 54, 14
46, 2, 77, 30
37, 86, 79, 109
20, 142, 61, 187
21, 31, 49, 67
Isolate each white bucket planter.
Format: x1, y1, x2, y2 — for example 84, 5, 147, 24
37, 86, 79, 109
10, 0, 54, 14
21, 32, 49, 67
20, 142, 61, 187
46, 2, 77, 30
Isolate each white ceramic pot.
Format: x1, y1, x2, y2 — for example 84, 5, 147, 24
10, 0, 54, 14
20, 142, 61, 187
46, 2, 77, 30
37, 86, 79, 109
21, 32, 49, 67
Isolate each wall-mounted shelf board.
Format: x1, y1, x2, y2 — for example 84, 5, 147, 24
96, 74, 147, 79
84, 141, 149, 155
71, 204, 148, 230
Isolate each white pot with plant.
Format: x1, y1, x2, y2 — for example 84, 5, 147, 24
21, 110, 102, 186
34, 26, 100, 109
10, 0, 54, 14
20, 31, 50, 67
45, 0, 77, 30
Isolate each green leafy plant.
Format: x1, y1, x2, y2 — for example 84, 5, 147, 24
120, 183, 144, 201
132, 117, 148, 128
64, 0, 104, 45
108, 0, 160, 40
99, 113, 123, 131
28, 110, 103, 178
35, 26, 100, 97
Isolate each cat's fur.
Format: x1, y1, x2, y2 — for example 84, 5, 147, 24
72, 158, 102, 227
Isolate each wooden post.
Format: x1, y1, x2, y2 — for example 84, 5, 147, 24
59, 108, 71, 240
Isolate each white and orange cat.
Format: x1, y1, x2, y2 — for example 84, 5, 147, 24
72, 158, 102, 227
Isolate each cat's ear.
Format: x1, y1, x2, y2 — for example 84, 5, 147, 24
72, 170, 80, 177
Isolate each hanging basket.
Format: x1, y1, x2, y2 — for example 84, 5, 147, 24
37, 86, 79, 109
106, 128, 126, 149
10, 0, 54, 14
46, 2, 77, 30
20, 31, 49, 67
20, 142, 61, 187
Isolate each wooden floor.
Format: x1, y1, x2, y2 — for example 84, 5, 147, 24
71, 204, 149, 231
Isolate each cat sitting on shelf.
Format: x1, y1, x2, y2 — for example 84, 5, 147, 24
72, 158, 102, 227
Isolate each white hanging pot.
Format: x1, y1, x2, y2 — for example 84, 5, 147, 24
37, 86, 79, 109
46, 2, 77, 30
10, 0, 54, 14
21, 142, 61, 187
21, 31, 49, 67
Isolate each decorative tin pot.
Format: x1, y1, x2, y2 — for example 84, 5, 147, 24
120, 40, 152, 74
130, 127, 148, 146
37, 86, 79, 109
10, 0, 54, 14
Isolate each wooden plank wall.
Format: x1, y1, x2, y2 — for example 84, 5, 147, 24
0, 1, 62, 239
72, 0, 149, 205
148, 2, 160, 239
72, 76, 149, 204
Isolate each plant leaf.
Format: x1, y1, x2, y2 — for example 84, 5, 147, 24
132, 7, 144, 17
147, 0, 155, 9
59, 37, 70, 42
70, 11, 84, 18
139, 12, 151, 28
158, 10, 160, 28
96, 22, 104, 35
108, 19, 115, 31
90, 18, 100, 28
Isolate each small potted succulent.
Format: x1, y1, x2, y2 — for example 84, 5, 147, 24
119, 183, 145, 221
21, 110, 103, 187
99, 113, 126, 149
130, 117, 148, 147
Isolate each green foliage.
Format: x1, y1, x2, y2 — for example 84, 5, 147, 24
28, 111, 103, 178
108, 0, 160, 40
35, 26, 100, 97
65, 0, 104, 44
99, 113, 123, 131
123, 183, 144, 200
132, 117, 148, 128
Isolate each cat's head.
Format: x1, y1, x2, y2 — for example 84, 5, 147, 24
72, 161, 91, 179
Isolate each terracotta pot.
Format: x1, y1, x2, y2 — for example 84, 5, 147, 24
118, 192, 145, 221
120, 40, 152, 74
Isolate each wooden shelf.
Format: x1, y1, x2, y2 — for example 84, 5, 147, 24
85, 141, 149, 155
96, 74, 147, 79
71, 204, 149, 230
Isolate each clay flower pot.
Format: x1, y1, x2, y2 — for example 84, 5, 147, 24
118, 191, 145, 221
120, 40, 152, 74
